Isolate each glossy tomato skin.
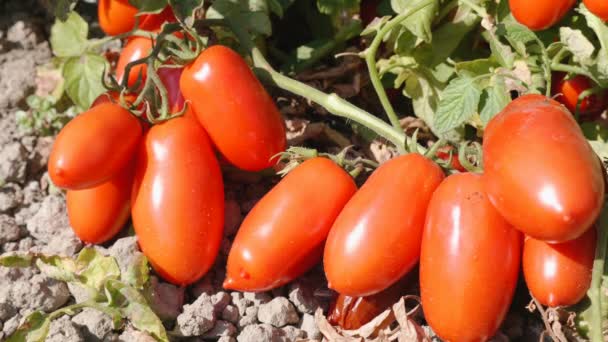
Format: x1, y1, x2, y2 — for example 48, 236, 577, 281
98, 0, 138, 36
523, 228, 596, 307
48, 102, 142, 190
223, 158, 356, 291
180, 45, 286, 171
67, 162, 134, 244
509, 0, 575, 30
131, 113, 224, 286
584, 0, 608, 21
324, 153, 445, 297
483, 94, 604, 242
139, 6, 177, 32
157, 67, 185, 112
552, 73, 607, 117
116, 36, 153, 87
420, 173, 522, 342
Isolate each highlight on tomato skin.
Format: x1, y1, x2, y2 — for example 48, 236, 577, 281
523, 227, 596, 307
223, 157, 357, 292
98, 0, 138, 36
116, 36, 153, 88
482, 94, 605, 243
420, 172, 522, 342
323, 153, 445, 297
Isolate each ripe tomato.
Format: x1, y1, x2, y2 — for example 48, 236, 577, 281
437, 145, 466, 172
584, 0, 608, 21
139, 6, 177, 32
67, 162, 134, 244
48, 102, 142, 190
523, 227, 596, 307
324, 153, 444, 296
223, 158, 356, 291
116, 36, 153, 88
483, 95, 604, 242
98, 0, 138, 36
328, 271, 417, 330
552, 73, 607, 117
131, 113, 224, 285
420, 173, 522, 342
157, 67, 185, 112
180, 45, 286, 171
509, 0, 575, 30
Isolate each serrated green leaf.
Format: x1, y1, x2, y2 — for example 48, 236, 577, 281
6, 311, 50, 342
435, 75, 482, 133
483, 31, 514, 68
560, 27, 595, 64
207, 0, 272, 36
361, 16, 390, 35
50, 11, 88, 58
580, 4, 608, 85
455, 58, 499, 77
63, 54, 108, 109
317, 0, 359, 15
480, 77, 510, 125
391, 0, 438, 43
78, 248, 121, 291
582, 122, 608, 161
503, 17, 536, 45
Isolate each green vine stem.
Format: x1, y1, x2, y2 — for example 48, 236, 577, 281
364, 0, 435, 130
587, 202, 608, 342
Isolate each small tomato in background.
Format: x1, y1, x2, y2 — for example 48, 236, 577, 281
420, 172, 521, 342
67, 162, 134, 244
224, 157, 356, 292
131, 113, 224, 286
509, 0, 575, 31
139, 6, 177, 32
552, 72, 607, 118
584, 0, 608, 21
483, 94, 604, 243
116, 36, 153, 87
324, 153, 444, 297
180, 45, 286, 172
436, 145, 466, 172
98, 0, 137, 36
48, 102, 142, 190
523, 227, 596, 307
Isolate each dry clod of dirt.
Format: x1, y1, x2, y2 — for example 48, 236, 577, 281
202, 320, 238, 339
176, 292, 231, 336
0, 214, 21, 244
236, 323, 284, 342
221, 304, 240, 323
108, 236, 143, 276
0, 43, 50, 110
257, 297, 300, 328
300, 313, 322, 340
72, 308, 115, 341
0, 183, 23, 213
281, 325, 307, 341
238, 306, 259, 328
288, 281, 321, 314
118, 325, 157, 342
147, 276, 185, 321
0, 142, 28, 183
46, 315, 86, 342
244, 291, 272, 306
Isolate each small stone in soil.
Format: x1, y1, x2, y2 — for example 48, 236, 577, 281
288, 280, 321, 314
72, 308, 114, 342
0, 214, 20, 244
257, 297, 300, 328
202, 320, 237, 338
222, 304, 240, 323
300, 313, 321, 340
147, 276, 185, 321
236, 323, 283, 342
45, 315, 85, 342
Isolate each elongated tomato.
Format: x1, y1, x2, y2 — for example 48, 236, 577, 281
131, 113, 224, 285
420, 173, 522, 342
67, 162, 134, 244
324, 153, 444, 296
180, 45, 286, 171
98, 0, 138, 36
483, 94, 604, 242
223, 158, 356, 291
523, 228, 596, 307
48, 102, 142, 190
509, 0, 575, 31
584, 0, 608, 21
116, 36, 153, 87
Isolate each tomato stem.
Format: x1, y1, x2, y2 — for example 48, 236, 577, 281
587, 202, 608, 342
364, 0, 435, 131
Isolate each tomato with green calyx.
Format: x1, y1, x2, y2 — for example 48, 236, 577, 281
324, 153, 444, 297
48, 102, 142, 190
180, 45, 286, 172
584, 0, 608, 21
139, 6, 177, 32
552, 73, 607, 118
98, 0, 138, 36
523, 227, 596, 307
67, 162, 134, 244
116, 36, 153, 88
483, 94, 604, 243
131, 112, 223, 286
420, 172, 522, 342
509, 0, 575, 31
224, 157, 356, 292
437, 145, 466, 172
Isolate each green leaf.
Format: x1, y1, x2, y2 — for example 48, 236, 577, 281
455, 58, 499, 77
167, 0, 204, 23
560, 27, 595, 64
434, 75, 482, 133
361, 16, 390, 36
130, 0, 167, 13
316, 0, 359, 15
77, 248, 121, 291
207, 0, 272, 36
391, 0, 438, 43
0, 253, 34, 267
483, 31, 514, 68
122, 254, 150, 289
582, 122, 608, 161
479, 77, 510, 125
50, 11, 88, 58
580, 3, 608, 84
36, 255, 79, 283
502, 17, 537, 45
6, 311, 51, 342
63, 54, 108, 109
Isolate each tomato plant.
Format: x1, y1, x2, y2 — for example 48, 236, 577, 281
157, 67, 185, 112
324, 153, 444, 297
483, 94, 604, 243
523, 227, 596, 307
98, 0, 138, 36
48, 102, 142, 190
420, 172, 522, 342
116, 36, 153, 87
67, 161, 134, 244
509, 0, 576, 31
552, 73, 607, 117
224, 157, 356, 292
584, 0, 608, 21
180, 45, 286, 172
